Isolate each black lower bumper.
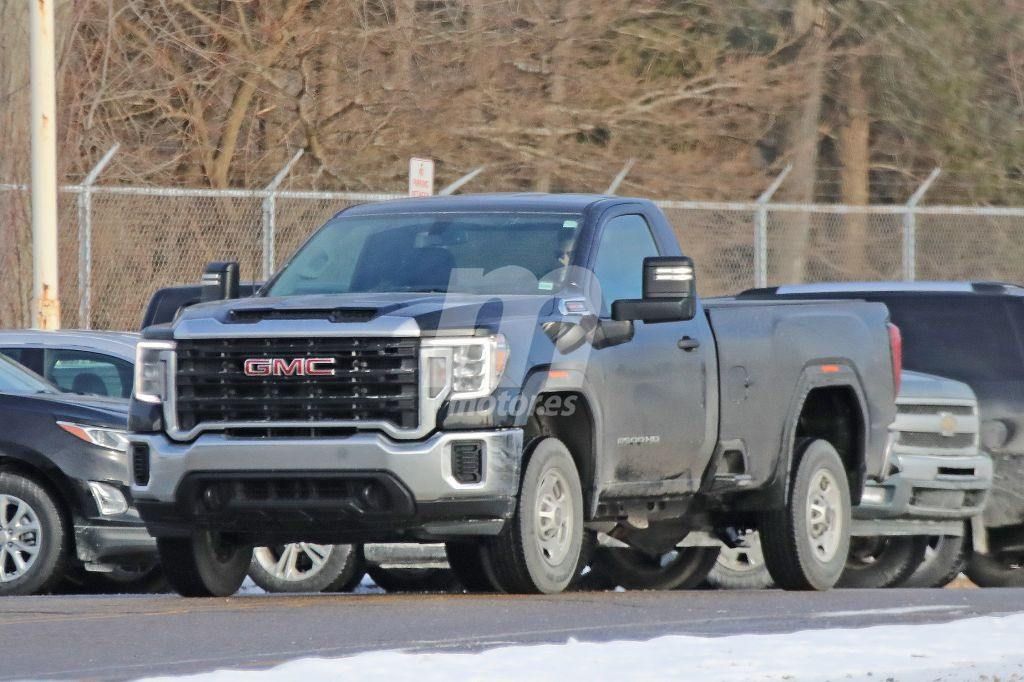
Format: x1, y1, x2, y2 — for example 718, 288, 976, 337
135, 470, 515, 544
74, 523, 158, 564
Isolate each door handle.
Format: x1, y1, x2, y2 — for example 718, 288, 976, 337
678, 336, 701, 352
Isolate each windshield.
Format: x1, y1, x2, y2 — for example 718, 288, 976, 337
267, 211, 583, 297
0, 355, 58, 395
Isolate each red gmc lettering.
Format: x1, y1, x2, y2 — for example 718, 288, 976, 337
242, 357, 336, 377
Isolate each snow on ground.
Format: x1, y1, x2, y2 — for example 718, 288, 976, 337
143, 613, 1024, 682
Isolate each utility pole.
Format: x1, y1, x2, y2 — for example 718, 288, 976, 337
30, 0, 60, 329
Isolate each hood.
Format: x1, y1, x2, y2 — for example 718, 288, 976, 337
172, 292, 559, 334
898, 370, 976, 403
7, 392, 130, 429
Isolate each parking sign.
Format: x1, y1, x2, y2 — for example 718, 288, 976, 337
409, 157, 434, 197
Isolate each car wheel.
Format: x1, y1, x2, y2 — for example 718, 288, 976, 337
966, 550, 1024, 587
0, 473, 68, 596
706, 531, 774, 590
759, 439, 852, 591
249, 543, 362, 593
485, 437, 584, 594
900, 531, 968, 588
837, 536, 929, 588
158, 531, 252, 597
589, 545, 721, 590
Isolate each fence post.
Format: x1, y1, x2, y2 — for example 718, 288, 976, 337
77, 143, 119, 329
262, 150, 304, 279
754, 165, 792, 288
902, 168, 941, 281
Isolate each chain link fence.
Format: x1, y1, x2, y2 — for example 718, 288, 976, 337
2, 183, 1024, 331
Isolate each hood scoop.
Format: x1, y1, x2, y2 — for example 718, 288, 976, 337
225, 307, 379, 324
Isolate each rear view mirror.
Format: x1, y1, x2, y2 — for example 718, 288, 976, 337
611, 256, 696, 323
201, 261, 240, 302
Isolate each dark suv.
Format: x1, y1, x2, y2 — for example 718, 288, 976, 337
742, 281, 1024, 586
0, 355, 154, 595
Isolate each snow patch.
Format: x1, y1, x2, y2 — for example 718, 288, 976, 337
141, 613, 1024, 681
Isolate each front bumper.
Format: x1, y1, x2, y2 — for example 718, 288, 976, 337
130, 428, 523, 544
853, 453, 992, 534
74, 521, 157, 564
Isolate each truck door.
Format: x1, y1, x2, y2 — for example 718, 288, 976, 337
586, 211, 716, 491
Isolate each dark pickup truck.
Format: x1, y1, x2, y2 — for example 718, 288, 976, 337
128, 194, 898, 596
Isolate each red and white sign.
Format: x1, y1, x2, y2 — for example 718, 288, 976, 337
409, 157, 435, 197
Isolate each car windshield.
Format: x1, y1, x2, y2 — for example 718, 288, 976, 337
0, 355, 58, 395
267, 211, 583, 297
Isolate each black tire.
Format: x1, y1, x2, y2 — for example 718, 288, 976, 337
900, 532, 969, 588
589, 546, 720, 591
157, 532, 252, 597
249, 543, 362, 593
366, 564, 457, 592
966, 550, 1024, 587
706, 532, 774, 590
445, 541, 497, 592
0, 472, 69, 596
485, 437, 584, 594
837, 536, 929, 589
759, 439, 852, 591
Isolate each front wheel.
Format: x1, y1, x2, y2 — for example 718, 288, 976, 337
486, 437, 584, 594
759, 439, 852, 591
0, 473, 68, 596
837, 536, 929, 589
705, 531, 773, 590
249, 543, 362, 593
589, 546, 720, 591
158, 532, 252, 597
966, 550, 1024, 587
900, 532, 968, 588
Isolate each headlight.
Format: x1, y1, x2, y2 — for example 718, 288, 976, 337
134, 341, 174, 404
423, 334, 509, 400
57, 421, 130, 453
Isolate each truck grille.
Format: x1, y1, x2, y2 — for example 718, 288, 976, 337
174, 337, 419, 433
894, 401, 977, 453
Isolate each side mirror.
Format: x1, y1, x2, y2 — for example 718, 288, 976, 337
200, 261, 240, 302
611, 256, 697, 323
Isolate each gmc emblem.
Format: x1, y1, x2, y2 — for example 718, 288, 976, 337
243, 357, 336, 377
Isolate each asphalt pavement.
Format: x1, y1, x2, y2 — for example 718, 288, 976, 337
3, 587, 1023, 680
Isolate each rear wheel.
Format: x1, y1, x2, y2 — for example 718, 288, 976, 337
706, 532, 773, 590
486, 437, 584, 594
759, 439, 851, 591
966, 550, 1024, 587
838, 536, 929, 589
249, 543, 362, 593
900, 532, 968, 588
0, 473, 68, 596
589, 546, 720, 591
158, 532, 252, 597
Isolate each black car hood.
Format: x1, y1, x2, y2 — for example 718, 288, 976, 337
2, 392, 130, 429
172, 292, 559, 333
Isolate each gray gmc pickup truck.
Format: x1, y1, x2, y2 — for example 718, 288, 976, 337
127, 194, 898, 596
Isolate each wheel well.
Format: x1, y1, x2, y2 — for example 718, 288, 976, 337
525, 391, 596, 515
0, 457, 77, 532
794, 386, 865, 503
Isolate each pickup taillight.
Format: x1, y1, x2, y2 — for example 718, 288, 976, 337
888, 323, 902, 395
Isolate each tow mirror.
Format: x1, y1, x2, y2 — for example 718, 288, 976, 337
200, 261, 240, 302
611, 256, 696, 323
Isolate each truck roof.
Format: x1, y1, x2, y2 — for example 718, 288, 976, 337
742, 281, 1024, 297
340, 193, 645, 217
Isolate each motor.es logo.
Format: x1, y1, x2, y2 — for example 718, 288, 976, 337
242, 357, 337, 377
